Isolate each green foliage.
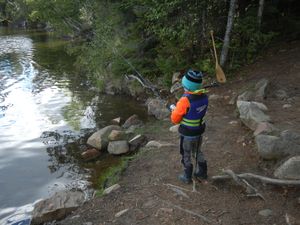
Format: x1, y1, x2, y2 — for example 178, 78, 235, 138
230, 12, 277, 67
3, 0, 299, 87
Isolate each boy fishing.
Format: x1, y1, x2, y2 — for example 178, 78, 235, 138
170, 69, 209, 184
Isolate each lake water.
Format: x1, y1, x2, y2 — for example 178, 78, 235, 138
0, 28, 146, 223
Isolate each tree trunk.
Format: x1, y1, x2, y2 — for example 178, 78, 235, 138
257, 0, 265, 28
220, 0, 237, 67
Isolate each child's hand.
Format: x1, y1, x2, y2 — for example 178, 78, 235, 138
169, 104, 176, 111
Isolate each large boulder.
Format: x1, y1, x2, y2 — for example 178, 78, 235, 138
107, 140, 129, 155
255, 78, 269, 101
237, 100, 270, 131
122, 114, 143, 129
274, 156, 300, 180
108, 130, 126, 141
255, 135, 284, 159
237, 78, 269, 102
147, 98, 170, 120
255, 131, 300, 160
31, 191, 85, 224
87, 125, 121, 150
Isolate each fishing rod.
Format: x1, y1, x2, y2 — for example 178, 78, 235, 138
50, 4, 218, 98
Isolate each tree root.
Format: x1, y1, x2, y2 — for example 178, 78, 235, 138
212, 169, 300, 186
212, 169, 265, 200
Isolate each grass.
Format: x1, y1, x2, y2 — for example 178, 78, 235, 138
95, 151, 143, 196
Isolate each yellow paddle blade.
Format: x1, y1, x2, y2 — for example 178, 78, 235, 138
216, 64, 226, 83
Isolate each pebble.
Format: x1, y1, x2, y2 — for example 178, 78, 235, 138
115, 208, 129, 218
103, 184, 121, 195
283, 104, 292, 109
258, 209, 273, 217
83, 222, 93, 225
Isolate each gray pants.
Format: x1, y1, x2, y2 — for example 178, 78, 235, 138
180, 136, 205, 168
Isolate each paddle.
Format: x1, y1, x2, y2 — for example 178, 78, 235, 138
210, 31, 227, 83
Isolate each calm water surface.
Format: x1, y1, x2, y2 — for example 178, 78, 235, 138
0, 28, 146, 223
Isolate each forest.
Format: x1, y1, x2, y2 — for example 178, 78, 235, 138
1, 0, 299, 87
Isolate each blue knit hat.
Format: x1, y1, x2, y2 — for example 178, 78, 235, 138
182, 69, 203, 91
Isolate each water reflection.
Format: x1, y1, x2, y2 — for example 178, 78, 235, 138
0, 29, 147, 223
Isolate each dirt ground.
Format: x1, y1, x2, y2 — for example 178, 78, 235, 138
57, 41, 300, 225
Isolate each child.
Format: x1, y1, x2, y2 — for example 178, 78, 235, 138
170, 69, 209, 184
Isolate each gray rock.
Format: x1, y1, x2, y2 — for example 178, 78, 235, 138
31, 191, 85, 224
170, 82, 183, 96
83, 222, 93, 225
209, 94, 222, 100
111, 117, 121, 125
275, 89, 288, 100
81, 148, 101, 161
281, 130, 300, 145
147, 98, 170, 120
253, 122, 277, 136
274, 156, 300, 180
145, 140, 162, 148
128, 134, 147, 151
103, 184, 121, 195
122, 114, 143, 129
145, 140, 175, 149
283, 104, 292, 109
107, 140, 129, 155
255, 133, 300, 160
172, 72, 181, 84
255, 78, 269, 101
255, 135, 284, 159
258, 209, 273, 217
237, 101, 270, 131
237, 91, 254, 101
108, 130, 126, 141
87, 125, 122, 150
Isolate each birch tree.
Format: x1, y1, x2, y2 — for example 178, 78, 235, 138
220, 0, 237, 67
257, 0, 265, 28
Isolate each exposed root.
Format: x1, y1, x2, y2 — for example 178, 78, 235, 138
212, 169, 265, 200
212, 169, 300, 186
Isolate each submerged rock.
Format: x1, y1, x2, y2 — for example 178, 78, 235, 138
31, 191, 85, 224
81, 148, 101, 161
122, 114, 143, 129
87, 125, 121, 150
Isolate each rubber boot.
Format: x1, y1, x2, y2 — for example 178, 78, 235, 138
178, 165, 193, 184
194, 161, 208, 180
